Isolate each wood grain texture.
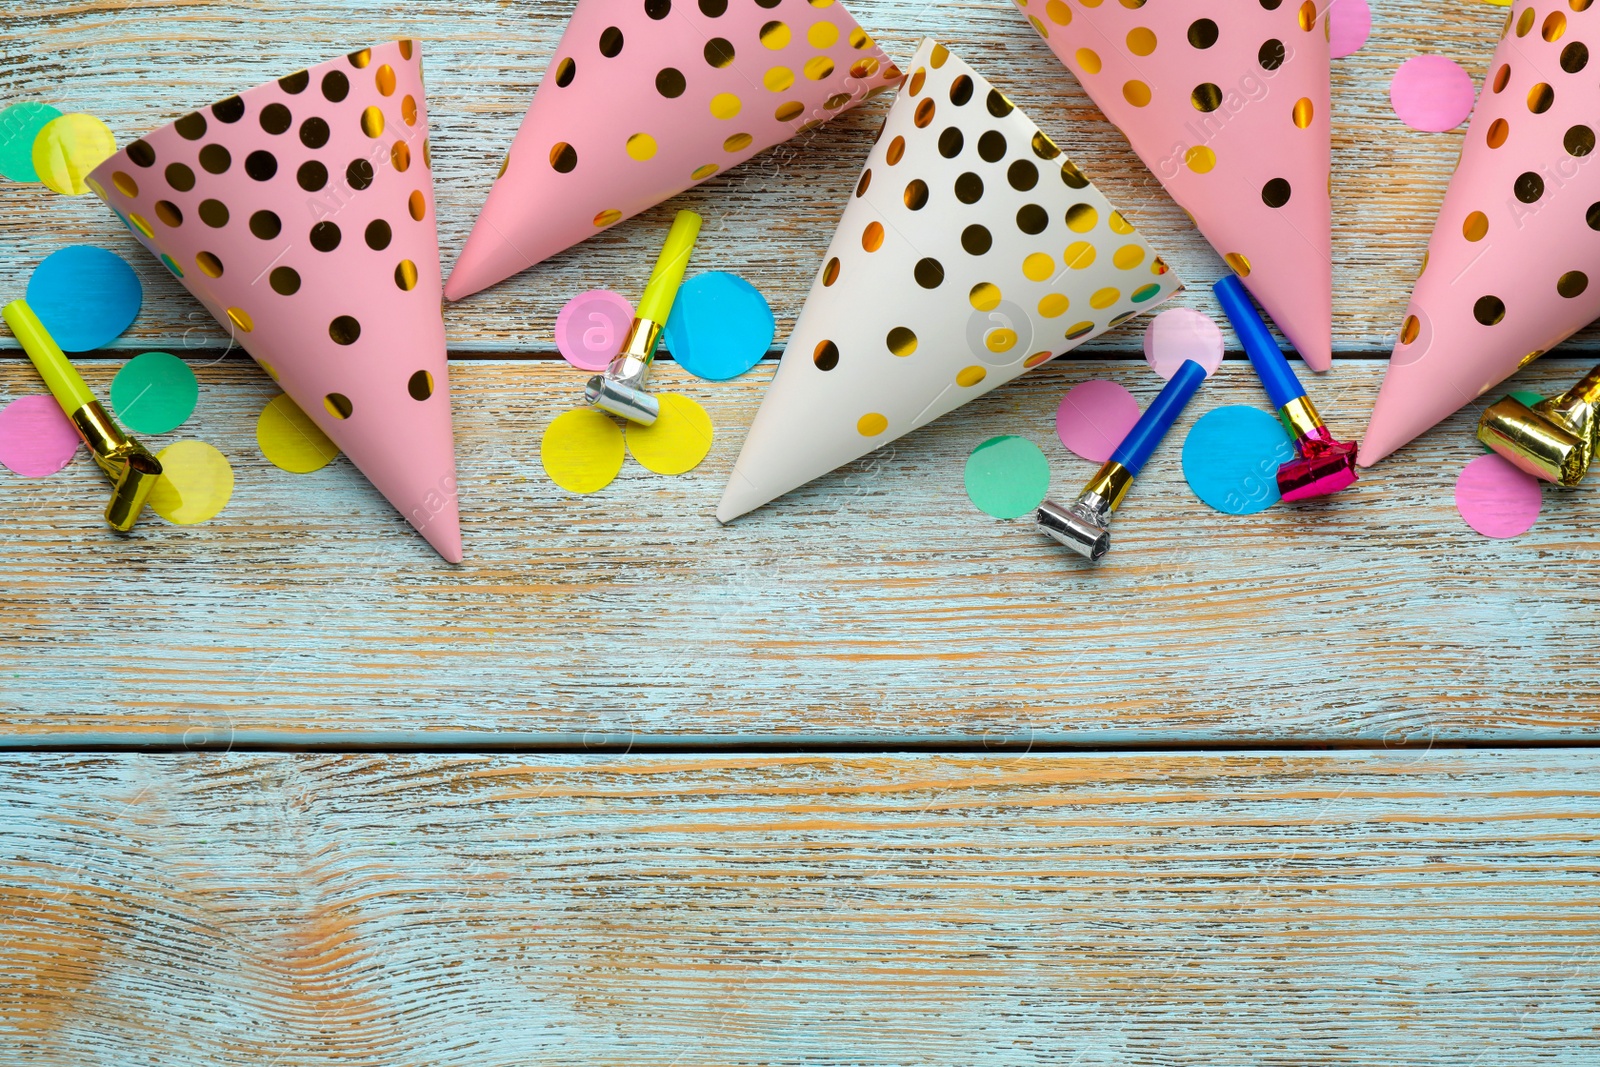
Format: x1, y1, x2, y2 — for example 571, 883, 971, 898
3, 751, 1599, 1065
3, 356, 1596, 742
4, 0, 1585, 355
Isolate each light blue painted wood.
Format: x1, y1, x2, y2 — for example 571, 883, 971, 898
4, 751, 1599, 1065
1, 356, 1595, 743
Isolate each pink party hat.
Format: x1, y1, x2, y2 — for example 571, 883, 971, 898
88, 41, 462, 561
1360, 0, 1600, 466
719, 39, 1183, 522
444, 0, 898, 300
1013, 0, 1333, 371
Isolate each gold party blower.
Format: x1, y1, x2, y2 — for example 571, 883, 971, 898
584, 210, 702, 425
1478, 363, 1600, 486
3, 299, 162, 531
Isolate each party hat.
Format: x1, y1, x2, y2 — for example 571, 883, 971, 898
1013, 0, 1333, 371
718, 39, 1183, 522
444, 0, 898, 300
1360, 0, 1600, 466
87, 41, 463, 561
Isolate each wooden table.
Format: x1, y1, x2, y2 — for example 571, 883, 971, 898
4, 1, 1598, 1062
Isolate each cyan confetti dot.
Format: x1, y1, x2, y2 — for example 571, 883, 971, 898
1181, 405, 1295, 515
26, 245, 142, 352
663, 271, 775, 381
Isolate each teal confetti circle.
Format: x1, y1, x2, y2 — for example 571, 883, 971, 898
111, 352, 198, 435
964, 435, 1051, 519
0, 102, 63, 182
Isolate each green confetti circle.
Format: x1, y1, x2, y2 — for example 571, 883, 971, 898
111, 352, 199, 435
0, 102, 63, 182
964, 435, 1051, 519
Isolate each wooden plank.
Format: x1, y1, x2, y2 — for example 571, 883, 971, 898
3, 751, 1599, 1063
3, 0, 1576, 355
3, 355, 1597, 742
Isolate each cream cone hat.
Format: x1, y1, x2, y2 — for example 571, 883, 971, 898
444, 0, 898, 300
718, 38, 1184, 522
1360, 0, 1600, 465
89, 41, 462, 561
1014, 0, 1333, 370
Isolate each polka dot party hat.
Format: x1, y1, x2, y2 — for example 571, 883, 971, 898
718, 39, 1184, 522
1360, 0, 1600, 466
86, 42, 464, 562
1013, 0, 1333, 372
443, 0, 898, 301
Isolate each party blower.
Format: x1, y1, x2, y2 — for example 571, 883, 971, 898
584, 210, 700, 425
1038, 359, 1206, 561
1214, 275, 1357, 501
3, 300, 162, 531
1478, 362, 1600, 486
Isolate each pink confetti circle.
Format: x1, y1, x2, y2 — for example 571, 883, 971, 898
555, 289, 634, 372
1455, 454, 1542, 538
0, 394, 81, 478
1143, 308, 1225, 380
1329, 0, 1372, 59
1390, 55, 1476, 133
1056, 379, 1141, 463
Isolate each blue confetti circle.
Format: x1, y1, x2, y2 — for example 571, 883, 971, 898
662, 271, 775, 381
26, 245, 142, 353
1181, 405, 1296, 515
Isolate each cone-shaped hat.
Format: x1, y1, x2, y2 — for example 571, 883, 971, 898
1014, 0, 1333, 370
1360, 1, 1600, 466
88, 41, 462, 561
444, 0, 898, 300
718, 39, 1184, 522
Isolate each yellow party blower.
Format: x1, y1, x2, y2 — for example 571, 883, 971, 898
584, 210, 701, 425
3, 299, 162, 531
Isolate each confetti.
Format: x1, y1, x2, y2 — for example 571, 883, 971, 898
662, 271, 775, 381
555, 289, 634, 372
1456, 453, 1541, 538
1181, 405, 1296, 515
257, 393, 339, 474
1390, 56, 1475, 133
0, 102, 63, 182
1143, 308, 1225, 380
541, 408, 625, 494
964, 435, 1050, 519
0, 395, 80, 477
31, 112, 116, 196
1056, 379, 1141, 463
1329, 0, 1372, 59
110, 352, 197, 435
148, 441, 233, 525
624, 393, 714, 475
26, 245, 142, 353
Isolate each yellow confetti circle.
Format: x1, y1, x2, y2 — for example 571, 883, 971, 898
257, 393, 339, 474
624, 393, 714, 476
32, 113, 117, 196
149, 441, 234, 525
541, 408, 624, 493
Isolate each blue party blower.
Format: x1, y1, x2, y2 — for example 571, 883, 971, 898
1214, 275, 1358, 501
1038, 359, 1208, 560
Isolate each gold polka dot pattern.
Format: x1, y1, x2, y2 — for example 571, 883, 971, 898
82, 38, 464, 561
1011, 0, 1335, 371
713, 39, 1183, 523
1365, 0, 1600, 465
445, 0, 899, 302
